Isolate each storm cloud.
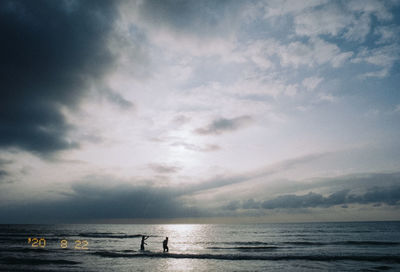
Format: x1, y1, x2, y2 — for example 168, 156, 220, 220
0, 159, 11, 184
195, 115, 254, 135
148, 163, 181, 174
236, 186, 400, 210
0, 169, 8, 182
2, 170, 400, 223
0, 0, 119, 155
214, 171, 400, 213
134, 0, 246, 38
0, 179, 202, 223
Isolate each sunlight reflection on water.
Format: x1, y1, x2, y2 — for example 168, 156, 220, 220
159, 224, 208, 252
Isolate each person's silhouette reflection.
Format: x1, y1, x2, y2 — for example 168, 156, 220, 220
163, 237, 169, 252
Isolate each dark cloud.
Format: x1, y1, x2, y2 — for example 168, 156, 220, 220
0, 159, 12, 184
261, 192, 325, 209
351, 186, 400, 206
215, 172, 400, 211
275, 172, 400, 197
223, 200, 241, 210
148, 163, 181, 174
0, 158, 12, 167
149, 137, 164, 142
2, 171, 400, 223
136, 0, 246, 38
201, 144, 222, 152
99, 87, 134, 110
195, 115, 254, 135
171, 141, 221, 152
0, 170, 8, 179
0, 0, 119, 155
0, 179, 202, 223
0, 152, 330, 222
172, 115, 191, 126
259, 186, 400, 209
242, 198, 261, 209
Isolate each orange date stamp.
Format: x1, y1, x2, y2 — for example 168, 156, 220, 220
27, 237, 89, 249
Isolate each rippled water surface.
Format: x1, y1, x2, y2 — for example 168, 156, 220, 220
1, 222, 399, 271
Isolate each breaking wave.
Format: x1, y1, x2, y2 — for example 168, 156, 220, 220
284, 241, 400, 246
79, 232, 143, 239
206, 246, 278, 251
92, 251, 400, 262
0, 256, 80, 265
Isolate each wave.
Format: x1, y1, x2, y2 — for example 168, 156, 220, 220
207, 246, 278, 251
214, 241, 271, 246
0, 248, 51, 253
91, 251, 400, 262
0, 233, 33, 237
338, 241, 400, 246
284, 241, 400, 246
208, 240, 400, 247
79, 232, 143, 239
0, 256, 80, 265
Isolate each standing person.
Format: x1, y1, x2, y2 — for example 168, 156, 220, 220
163, 237, 169, 252
140, 235, 149, 251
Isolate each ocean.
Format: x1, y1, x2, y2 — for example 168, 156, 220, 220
0, 222, 399, 271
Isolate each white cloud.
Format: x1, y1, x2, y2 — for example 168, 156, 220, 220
263, 0, 328, 18
295, 7, 373, 42
229, 76, 299, 98
395, 105, 400, 113
278, 38, 352, 68
359, 45, 400, 66
293, 0, 396, 41
302, 76, 323, 91
117, 0, 248, 62
284, 84, 298, 96
346, 0, 393, 21
318, 93, 336, 102
362, 69, 389, 79
278, 40, 313, 67
244, 40, 275, 69
244, 38, 352, 70
294, 5, 352, 37
374, 25, 400, 44
343, 13, 371, 42
352, 44, 400, 78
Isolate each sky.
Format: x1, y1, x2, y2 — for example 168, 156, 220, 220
1, 0, 400, 223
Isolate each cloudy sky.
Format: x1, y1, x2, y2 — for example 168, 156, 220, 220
1, 0, 400, 223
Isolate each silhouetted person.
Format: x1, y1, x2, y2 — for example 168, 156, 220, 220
163, 237, 169, 252
140, 235, 149, 251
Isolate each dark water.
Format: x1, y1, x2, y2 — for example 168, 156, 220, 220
1, 222, 399, 271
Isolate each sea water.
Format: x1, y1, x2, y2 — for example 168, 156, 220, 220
1, 222, 399, 271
